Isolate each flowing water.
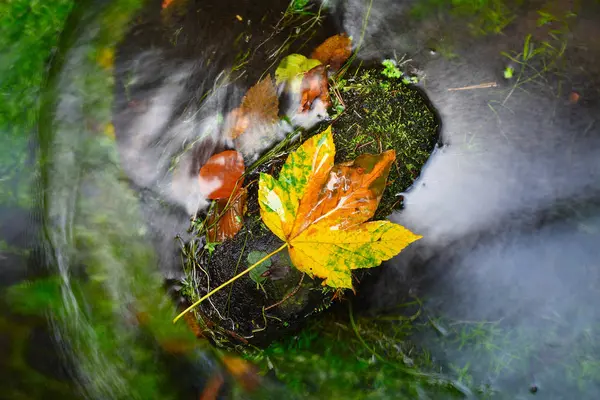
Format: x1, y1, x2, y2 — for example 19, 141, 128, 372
2, 0, 600, 398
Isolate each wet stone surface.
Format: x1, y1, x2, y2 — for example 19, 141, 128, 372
182, 77, 439, 347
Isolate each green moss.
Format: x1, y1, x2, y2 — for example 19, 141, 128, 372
332, 67, 439, 219
245, 305, 468, 399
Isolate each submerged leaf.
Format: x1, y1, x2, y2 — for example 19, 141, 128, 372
207, 187, 248, 242
199, 150, 245, 200
258, 127, 421, 289
247, 251, 272, 285
311, 33, 352, 70
240, 75, 279, 121
229, 75, 279, 139
299, 64, 331, 112
275, 54, 321, 92
97, 47, 115, 70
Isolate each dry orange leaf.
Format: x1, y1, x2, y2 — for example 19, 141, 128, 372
311, 33, 352, 71
206, 187, 248, 242
198, 150, 245, 200
299, 64, 331, 112
229, 75, 279, 139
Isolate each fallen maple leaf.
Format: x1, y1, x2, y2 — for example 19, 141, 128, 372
228, 75, 279, 139
275, 54, 321, 92
299, 64, 331, 112
198, 150, 245, 200
206, 187, 247, 242
171, 127, 422, 323
258, 126, 422, 289
311, 33, 352, 71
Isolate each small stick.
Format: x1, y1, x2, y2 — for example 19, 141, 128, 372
173, 243, 289, 323
265, 273, 305, 311
355, 139, 375, 152
448, 82, 498, 91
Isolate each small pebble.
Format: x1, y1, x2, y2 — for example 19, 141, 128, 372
529, 384, 538, 394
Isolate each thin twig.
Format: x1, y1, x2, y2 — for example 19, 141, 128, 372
265, 273, 305, 311
448, 82, 498, 91
174, 243, 289, 323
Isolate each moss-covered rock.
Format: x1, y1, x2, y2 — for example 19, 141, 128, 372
332, 67, 440, 219
181, 70, 439, 348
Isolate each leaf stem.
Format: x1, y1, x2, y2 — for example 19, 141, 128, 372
173, 243, 289, 323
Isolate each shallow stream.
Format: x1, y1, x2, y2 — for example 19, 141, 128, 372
2, 0, 600, 398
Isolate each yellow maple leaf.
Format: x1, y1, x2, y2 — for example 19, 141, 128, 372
172, 126, 423, 323
258, 126, 422, 289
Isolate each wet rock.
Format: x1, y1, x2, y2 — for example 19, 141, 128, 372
182, 70, 439, 348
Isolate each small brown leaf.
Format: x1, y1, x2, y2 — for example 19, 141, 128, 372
299, 65, 331, 112
228, 75, 279, 139
569, 91, 580, 104
198, 150, 245, 200
311, 33, 352, 71
207, 187, 247, 242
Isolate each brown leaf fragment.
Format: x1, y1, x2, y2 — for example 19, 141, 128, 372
221, 356, 260, 391
183, 312, 205, 338
228, 75, 279, 139
199, 373, 224, 400
299, 65, 331, 112
207, 187, 247, 242
311, 33, 352, 70
569, 91, 580, 104
228, 108, 250, 139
